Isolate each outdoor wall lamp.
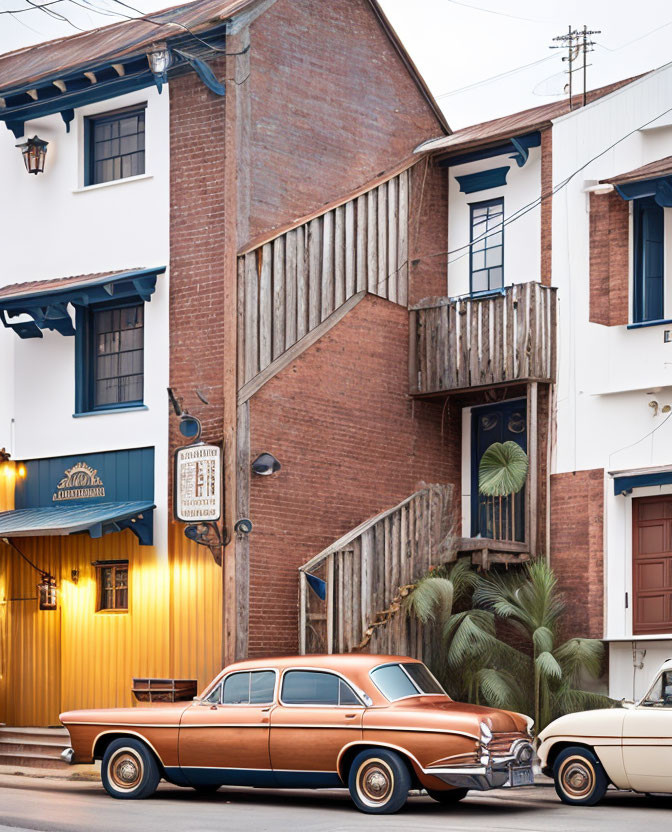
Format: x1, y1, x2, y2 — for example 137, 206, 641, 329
38, 573, 57, 611
147, 43, 172, 92
16, 135, 48, 175
252, 453, 281, 476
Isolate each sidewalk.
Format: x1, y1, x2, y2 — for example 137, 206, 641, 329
0, 760, 101, 781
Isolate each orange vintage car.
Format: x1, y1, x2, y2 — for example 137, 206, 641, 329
60, 654, 535, 813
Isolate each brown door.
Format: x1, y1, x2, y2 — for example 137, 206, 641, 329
633, 496, 672, 635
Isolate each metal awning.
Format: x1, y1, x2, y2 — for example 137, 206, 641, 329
610, 465, 672, 495
0, 500, 155, 545
0, 267, 164, 339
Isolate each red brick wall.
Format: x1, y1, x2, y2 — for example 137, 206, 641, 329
589, 192, 629, 326
540, 127, 552, 287
247, 295, 459, 656
246, 0, 445, 240
409, 159, 448, 303
550, 469, 604, 639
168, 64, 227, 460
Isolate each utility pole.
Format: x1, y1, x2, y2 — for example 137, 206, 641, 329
550, 25, 601, 109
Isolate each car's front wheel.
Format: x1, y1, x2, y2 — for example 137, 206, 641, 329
553, 746, 608, 806
101, 738, 161, 800
348, 749, 411, 814
426, 787, 469, 804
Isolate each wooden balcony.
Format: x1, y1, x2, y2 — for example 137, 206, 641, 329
409, 282, 557, 396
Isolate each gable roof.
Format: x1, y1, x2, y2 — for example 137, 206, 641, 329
416, 74, 646, 157
0, 0, 449, 134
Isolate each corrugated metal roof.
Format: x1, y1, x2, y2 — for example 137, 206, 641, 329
0, 0, 254, 95
416, 75, 647, 157
0, 268, 144, 301
602, 155, 672, 185
0, 500, 155, 536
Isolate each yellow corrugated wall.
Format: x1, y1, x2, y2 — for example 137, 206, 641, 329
0, 463, 13, 720
0, 513, 223, 725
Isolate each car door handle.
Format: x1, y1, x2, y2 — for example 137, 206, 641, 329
345, 714, 358, 719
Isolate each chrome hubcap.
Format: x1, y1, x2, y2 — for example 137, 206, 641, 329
109, 749, 143, 791
560, 757, 594, 798
357, 759, 393, 806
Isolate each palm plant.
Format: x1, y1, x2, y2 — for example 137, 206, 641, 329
404, 558, 614, 734
478, 441, 529, 541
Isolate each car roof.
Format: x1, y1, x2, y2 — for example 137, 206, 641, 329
222, 654, 420, 674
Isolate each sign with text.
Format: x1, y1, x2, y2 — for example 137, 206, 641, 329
175, 444, 221, 522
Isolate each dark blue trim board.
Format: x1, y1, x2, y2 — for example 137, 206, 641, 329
456, 166, 509, 195
439, 131, 541, 168
614, 470, 672, 495
616, 176, 672, 208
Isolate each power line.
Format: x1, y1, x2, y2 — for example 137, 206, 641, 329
434, 54, 556, 100
420, 97, 672, 267
444, 0, 545, 24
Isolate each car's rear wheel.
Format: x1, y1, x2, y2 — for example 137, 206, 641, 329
553, 746, 608, 806
348, 749, 411, 814
101, 738, 161, 800
426, 787, 469, 804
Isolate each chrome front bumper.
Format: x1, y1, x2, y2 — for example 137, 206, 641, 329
60, 747, 75, 764
424, 741, 535, 791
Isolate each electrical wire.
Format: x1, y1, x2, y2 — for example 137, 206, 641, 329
419, 98, 672, 268
2, 537, 44, 575
434, 54, 556, 101
609, 411, 672, 465
444, 0, 544, 24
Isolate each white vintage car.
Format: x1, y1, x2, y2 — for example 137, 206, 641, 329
538, 659, 672, 805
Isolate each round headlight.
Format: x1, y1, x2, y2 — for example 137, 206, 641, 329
516, 742, 534, 764
480, 721, 493, 745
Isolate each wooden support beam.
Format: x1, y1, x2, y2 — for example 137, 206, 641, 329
527, 381, 539, 557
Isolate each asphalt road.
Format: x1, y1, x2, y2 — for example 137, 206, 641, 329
1, 776, 672, 832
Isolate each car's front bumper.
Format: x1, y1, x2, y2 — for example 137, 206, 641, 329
423, 741, 536, 791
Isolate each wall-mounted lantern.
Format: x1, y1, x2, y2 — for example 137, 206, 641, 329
38, 572, 57, 610
16, 135, 48, 175
147, 43, 172, 92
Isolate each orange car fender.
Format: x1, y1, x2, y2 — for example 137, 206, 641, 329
89, 728, 167, 767
336, 739, 425, 781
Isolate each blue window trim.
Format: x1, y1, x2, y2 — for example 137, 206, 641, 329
456, 166, 509, 195
632, 196, 665, 324
626, 318, 672, 330
469, 197, 504, 296
84, 103, 146, 188
75, 299, 145, 415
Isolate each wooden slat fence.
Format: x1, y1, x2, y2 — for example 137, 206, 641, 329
410, 282, 557, 395
239, 169, 410, 385
299, 484, 453, 661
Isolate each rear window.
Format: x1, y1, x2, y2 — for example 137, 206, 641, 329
281, 670, 361, 706
370, 663, 446, 701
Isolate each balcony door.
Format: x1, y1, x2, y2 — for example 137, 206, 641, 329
633, 496, 672, 635
471, 399, 526, 542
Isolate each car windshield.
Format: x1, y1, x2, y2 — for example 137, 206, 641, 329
370, 662, 447, 701
641, 670, 672, 707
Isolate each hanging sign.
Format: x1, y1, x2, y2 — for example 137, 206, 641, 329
175, 444, 221, 522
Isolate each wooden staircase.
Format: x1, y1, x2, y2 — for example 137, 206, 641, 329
0, 726, 71, 769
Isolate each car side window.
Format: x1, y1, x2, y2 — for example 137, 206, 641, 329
281, 670, 361, 705
203, 683, 222, 704
221, 671, 276, 705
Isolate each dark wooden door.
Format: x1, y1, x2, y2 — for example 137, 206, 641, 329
471, 398, 527, 542
633, 496, 672, 635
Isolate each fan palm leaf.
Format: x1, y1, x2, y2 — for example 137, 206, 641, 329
478, 441, 529, 497
403, 576, 454, 624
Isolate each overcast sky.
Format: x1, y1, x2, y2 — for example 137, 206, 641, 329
1, 0, 671, 129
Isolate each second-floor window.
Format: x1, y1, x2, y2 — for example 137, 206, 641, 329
470, 198, 504, 294
85, 105, 145, 186
633, 196, 664, 324
76, 303, 144, 412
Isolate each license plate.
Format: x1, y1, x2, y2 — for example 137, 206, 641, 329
510, 766, 534, 787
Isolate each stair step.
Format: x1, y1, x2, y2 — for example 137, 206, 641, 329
0, 752, 70, 770
0, 727, 70, 744
0, 740, 69, 756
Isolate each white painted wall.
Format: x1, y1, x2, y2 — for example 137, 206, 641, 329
551, 64, 672, 697
446, 147, 541, 297
0, 85, 170, 553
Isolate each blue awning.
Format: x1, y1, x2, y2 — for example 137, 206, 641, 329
0, 500, 155, 545
613, 470, 672, 495
613, 176, 672, 207
0, 267, 165, 339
